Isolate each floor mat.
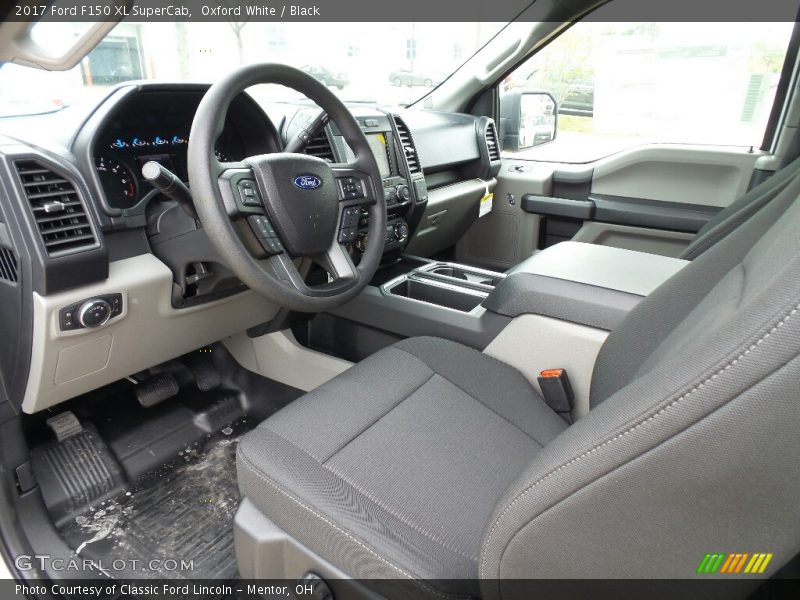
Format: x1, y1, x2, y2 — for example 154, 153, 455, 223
59, 420, 250, 580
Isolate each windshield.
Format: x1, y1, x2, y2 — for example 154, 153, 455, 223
0, 21, 507, 117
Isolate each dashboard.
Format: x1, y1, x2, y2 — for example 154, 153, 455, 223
0, 80, 500, 414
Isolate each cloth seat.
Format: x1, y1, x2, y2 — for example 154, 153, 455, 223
237, 337, 567, 595
238, 172, 800, 598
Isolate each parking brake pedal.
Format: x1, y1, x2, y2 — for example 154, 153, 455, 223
134, 372, 180, 408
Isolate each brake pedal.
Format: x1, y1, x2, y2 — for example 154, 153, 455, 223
134, 372, 180, 408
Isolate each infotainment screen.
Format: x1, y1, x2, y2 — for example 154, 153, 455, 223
366, 133, 391, 179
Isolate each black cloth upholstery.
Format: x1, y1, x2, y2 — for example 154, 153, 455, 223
238, 159, 800, 596
237, 337, 567, 596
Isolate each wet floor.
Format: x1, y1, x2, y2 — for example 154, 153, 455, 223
60, 421, 248, 581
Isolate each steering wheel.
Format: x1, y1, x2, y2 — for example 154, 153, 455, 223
187, 63, 386, 312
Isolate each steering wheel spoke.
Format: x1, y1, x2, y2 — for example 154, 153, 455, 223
320, 241, 359, 282
265, 252, 307, 288
266, 247, 359, 298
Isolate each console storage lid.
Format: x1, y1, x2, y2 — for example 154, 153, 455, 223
485, 242, 689, 330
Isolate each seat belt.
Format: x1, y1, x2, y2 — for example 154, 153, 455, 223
538, 368, 574, 423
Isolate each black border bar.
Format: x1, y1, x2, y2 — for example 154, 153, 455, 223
5, 0, 800, 23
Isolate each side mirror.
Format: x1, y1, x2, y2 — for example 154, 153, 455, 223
499, 91, 557, 151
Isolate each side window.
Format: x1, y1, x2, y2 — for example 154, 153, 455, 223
499, 20, 795, 162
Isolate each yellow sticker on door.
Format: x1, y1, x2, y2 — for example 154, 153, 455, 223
479, 192, 493, 218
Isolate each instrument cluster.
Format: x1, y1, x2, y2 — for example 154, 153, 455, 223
89, 87, 275, 214
94, 131, 236, 210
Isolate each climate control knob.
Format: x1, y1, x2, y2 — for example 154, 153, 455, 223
78, 298, 112, 328
395, 184, 411, 202
394, 222, 409, 242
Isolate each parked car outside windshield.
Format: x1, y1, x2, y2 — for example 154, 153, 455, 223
388, 68, 443, 87
300, 65, 350, 90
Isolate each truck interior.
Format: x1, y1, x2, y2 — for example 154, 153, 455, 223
1, 0, 800, 598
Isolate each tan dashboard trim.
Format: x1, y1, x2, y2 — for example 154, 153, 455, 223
224, 330, 352, 392
23, 254, 279, 413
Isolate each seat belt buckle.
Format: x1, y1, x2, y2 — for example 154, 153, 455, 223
537, 368, 574, 423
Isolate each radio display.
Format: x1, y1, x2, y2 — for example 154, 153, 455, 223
367, 133, 392, 179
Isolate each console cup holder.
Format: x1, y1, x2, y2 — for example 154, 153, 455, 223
426, 265, 502, 287
386, 277, 486, 312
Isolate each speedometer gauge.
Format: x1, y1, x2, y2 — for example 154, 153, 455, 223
96, 156, 138, 208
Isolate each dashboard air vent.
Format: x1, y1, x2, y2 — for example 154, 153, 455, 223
305, 131, 335, 162
0, 247, 18, 284
485, 120, 501, 162
15, 160, 98, 257
393, 116, 422, 175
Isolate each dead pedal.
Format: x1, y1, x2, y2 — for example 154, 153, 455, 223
30, 423, 126, 526
46, 411, 83, 443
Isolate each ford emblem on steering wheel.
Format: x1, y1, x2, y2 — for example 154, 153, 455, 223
293, 174, 322, 190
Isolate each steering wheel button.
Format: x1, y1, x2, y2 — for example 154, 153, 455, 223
260, 236, 284, 255
248, 215, 276, 239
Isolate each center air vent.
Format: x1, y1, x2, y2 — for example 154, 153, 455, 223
485, 120, 501, 162
304, 130, 335, 162
0, 246, 18, 284
14, 160, 98, 257
393, 116, 422, 175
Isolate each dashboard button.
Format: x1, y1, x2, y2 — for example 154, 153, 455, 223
396, 184, 411, 202
59, 307, 78, 331
107, 293, 124, 317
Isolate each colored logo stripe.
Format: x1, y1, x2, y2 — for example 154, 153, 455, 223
697, 553, 773, 574
697, 553, 726, 573
745, 553, 773, 574
720, 553, 748, 573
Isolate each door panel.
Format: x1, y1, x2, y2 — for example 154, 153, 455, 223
590, 146, 760, 207
457, 144, 765, 268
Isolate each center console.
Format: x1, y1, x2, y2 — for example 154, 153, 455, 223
295, 108, 428, 262
310, 242, 688, 418
318, 239, 690, 340
324, 241, 689, 356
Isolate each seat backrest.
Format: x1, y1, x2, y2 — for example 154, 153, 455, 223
680, 155, 800, 260
480, 173, 800, 592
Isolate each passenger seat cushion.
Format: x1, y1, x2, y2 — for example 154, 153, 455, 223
236, 337, 566, 589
